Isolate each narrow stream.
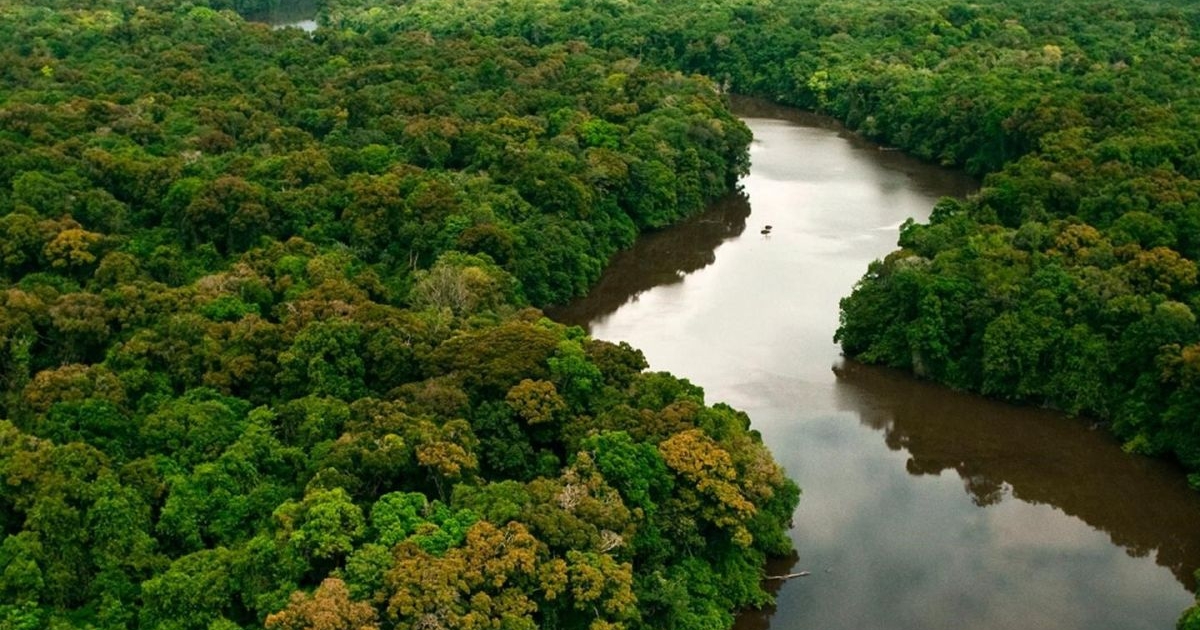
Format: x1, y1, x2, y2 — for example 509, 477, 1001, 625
551, 97, 1200, 629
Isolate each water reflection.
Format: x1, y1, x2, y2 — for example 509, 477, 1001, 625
736, 552, 801, 630
246, 0, 319, 31
833, 359, 1200, 590
728, 96, 979, 201
555, 100, 1200, 629
547, 191, 750, 326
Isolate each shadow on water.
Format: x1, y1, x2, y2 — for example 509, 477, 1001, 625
729, 96, 980, 200
832, 359, 1200, 591
245, 0, 319, 30
546, 191, 751, 327
734, 551, 801, 630
551, 99, 1199, 627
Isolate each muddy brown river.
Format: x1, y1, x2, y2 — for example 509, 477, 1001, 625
550, 98, 1200, 629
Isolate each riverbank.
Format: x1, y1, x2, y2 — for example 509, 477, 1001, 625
555, 102, 1200, 630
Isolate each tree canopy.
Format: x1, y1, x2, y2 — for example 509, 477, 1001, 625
305, 0, 1200, 624
11, 0, 1200, 624
0, 1, 794, 629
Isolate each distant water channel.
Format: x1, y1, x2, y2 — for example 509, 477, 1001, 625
248, 0, 318, 31
551, 97, 1200, 629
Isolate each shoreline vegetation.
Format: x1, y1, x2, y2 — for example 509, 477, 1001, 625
321, 0, 1200, 469
0, 2, 798, 629
4, 0, 1200, 626
306, 0, 1200, 622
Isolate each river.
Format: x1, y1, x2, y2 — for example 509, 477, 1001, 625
550, 97, 1200, 629
247, 3, 1200, 622
247, 0, 318, 31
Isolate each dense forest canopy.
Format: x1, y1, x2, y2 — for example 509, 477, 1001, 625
303, 0, 1200, 624
311, 0, 1200, 481
0, 1, 798, 629
7, 0, 1200, 626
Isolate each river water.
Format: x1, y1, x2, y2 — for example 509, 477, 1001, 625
247, 0, 318, 31
550, 98, 1200, 629
244, 4, 1200, 621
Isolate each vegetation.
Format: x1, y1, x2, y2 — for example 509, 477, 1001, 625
9, 0, 1200, 624
322, 0, 1200, 475
314, 0, 1200, 622
0, 1, 797, 629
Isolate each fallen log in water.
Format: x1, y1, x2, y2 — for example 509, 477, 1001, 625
765, 571, 811, 580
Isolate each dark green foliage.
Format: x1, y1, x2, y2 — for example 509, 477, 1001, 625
401, 0, 1198, 501
0, 1, 796, 629
1182, 578, 1200, 630
314, 0, 1200, 620
311, 0, 1200, 488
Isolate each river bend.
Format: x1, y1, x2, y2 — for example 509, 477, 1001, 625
551, 97, 1200, 630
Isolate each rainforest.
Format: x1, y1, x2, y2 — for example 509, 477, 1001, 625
2, 0, 1200, 628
